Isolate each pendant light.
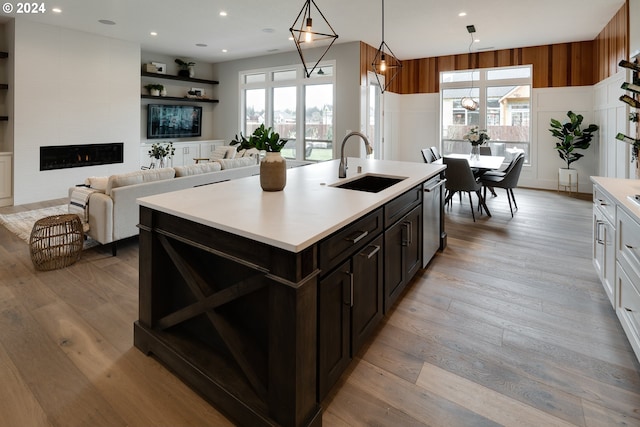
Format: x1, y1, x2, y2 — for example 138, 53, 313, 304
460, 25, 479, 111
290, 0, 339, 78
372, 0, 401, 93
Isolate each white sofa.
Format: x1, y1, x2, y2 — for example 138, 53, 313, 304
69, 157, 307, 255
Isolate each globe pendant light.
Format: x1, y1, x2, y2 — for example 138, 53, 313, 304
461, 25, 479, 111
372, 0, 401, 93
290, 0, 339, 78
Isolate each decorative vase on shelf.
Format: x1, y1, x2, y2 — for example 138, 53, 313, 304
160, 88, 167, 97
188, 65, 195, 78
260, 152, 286, 191
470, 144, 480, 161
156, 156, 166, 168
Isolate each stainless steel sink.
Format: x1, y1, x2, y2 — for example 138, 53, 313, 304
332, 174, 406, 193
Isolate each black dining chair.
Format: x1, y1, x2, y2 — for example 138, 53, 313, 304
443, 157, 491, 222
421, 148, 436, 163
479, 146, 492, 155
479, 154, 525, 217
430, 146, 442, 160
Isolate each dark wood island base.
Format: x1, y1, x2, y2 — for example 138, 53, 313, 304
134, 206, 322, 427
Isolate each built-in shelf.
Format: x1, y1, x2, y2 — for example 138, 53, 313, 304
141, 94, 219, 103
141, 71, 218, 85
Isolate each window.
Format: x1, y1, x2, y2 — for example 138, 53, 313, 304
440, 66, 532, 164
239, 63, 335, 161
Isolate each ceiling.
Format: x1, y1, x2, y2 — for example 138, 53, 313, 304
1, 0, 626, 63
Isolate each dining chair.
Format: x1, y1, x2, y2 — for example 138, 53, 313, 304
421, 148, 435, 163
479, 146, 492, 155
479, 154, 525, 217
430, 146, 442, 160
443, 157, 491, 222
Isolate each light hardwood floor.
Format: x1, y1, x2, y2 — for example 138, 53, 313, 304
0, 189, 638, 427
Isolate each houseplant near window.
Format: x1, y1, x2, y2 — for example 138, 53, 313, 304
549, 111, 599, 191
231, 124, 288, 191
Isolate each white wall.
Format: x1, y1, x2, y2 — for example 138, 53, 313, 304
595, 70, 631, 179
212, 42, 362, 157
13, 20, 140, 205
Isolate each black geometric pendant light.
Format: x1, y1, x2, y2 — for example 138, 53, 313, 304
371, 0, 402, 93
290, 0, 339, 78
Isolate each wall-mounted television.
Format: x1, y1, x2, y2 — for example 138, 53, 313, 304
147, 104, 202, 139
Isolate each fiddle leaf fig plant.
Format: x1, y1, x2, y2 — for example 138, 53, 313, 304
230, 124, 288, 152
549, 111, 599, 169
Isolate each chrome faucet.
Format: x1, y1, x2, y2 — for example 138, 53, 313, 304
339, 131, 373, 178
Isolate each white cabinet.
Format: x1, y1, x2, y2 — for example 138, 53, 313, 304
593, 186, 616, 306
171, 142, 201, 166
0, 152, 12, 206
139, 140, 225, 168
616, 207, 640, 360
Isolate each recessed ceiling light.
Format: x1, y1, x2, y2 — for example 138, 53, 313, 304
219, 11, 227, 16
222, 49, 228, 53
196, 43, 207, 47
98, 19, 116, 25
52, 7, 62, 13
458, 12, 466, 17
150, 31, 158, 36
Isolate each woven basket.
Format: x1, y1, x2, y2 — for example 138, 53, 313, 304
29, 214, 84, 271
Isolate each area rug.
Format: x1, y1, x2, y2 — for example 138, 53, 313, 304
0, 205, 99, 249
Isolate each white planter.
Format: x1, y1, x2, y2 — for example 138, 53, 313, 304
150, 89, 160, 96
558, 168, 578, 193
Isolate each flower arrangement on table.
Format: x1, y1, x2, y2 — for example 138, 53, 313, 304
463, 126, 490, 145
148, 142, 175, 159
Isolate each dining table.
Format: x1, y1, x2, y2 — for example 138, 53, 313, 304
434, 153, 505, 171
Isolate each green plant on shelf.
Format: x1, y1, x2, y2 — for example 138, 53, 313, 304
148, 142, 175, 159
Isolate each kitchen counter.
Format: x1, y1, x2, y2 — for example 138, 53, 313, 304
590, 176, 640, 221
134, 158, 445, 427
138, 158, 445, 252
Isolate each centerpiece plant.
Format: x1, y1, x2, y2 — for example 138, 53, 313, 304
464, 126, 490, 160
231, 124, 289, 191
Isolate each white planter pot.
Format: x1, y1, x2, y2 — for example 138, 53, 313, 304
558, 168, 578, 193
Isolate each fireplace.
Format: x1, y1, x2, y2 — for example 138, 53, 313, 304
40, 143, 124, 171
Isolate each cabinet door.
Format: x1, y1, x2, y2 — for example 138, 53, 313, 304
352, 235, 383, 354
384, 205, 422, 313
318, 260, 351, 399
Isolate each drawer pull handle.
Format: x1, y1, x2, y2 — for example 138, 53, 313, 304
624, 307, 634, 313
345, 230, 368, 244
360, 244, 381, 259
625, 244, 636, 250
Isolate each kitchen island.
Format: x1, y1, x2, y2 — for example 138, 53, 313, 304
134, 158, 445, 427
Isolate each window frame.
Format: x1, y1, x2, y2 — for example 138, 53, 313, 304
239, 62, 336, 161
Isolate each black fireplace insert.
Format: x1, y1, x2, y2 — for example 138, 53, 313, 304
40, 143, 124, 171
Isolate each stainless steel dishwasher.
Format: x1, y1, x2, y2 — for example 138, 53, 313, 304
423, 174, 446, 267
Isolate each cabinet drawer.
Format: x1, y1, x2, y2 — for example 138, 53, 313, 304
617, 207, 640, 277
384, 184, 422, 227
616, 262, 640, 360
593, 186, 615, 223
319, 208, 383, 274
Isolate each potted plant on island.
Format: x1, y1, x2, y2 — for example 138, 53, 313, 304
175, 58, 195, 78
144, 84, 164, 97
231, 124, 288, 191
549, 111, 599, 192
148, 142, 175, 168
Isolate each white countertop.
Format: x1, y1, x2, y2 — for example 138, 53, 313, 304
591, 176, 640, 221
138, 158, 445, 252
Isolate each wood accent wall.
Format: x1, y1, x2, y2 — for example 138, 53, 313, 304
594, 1, 629, 82
360, 1, 629, 94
